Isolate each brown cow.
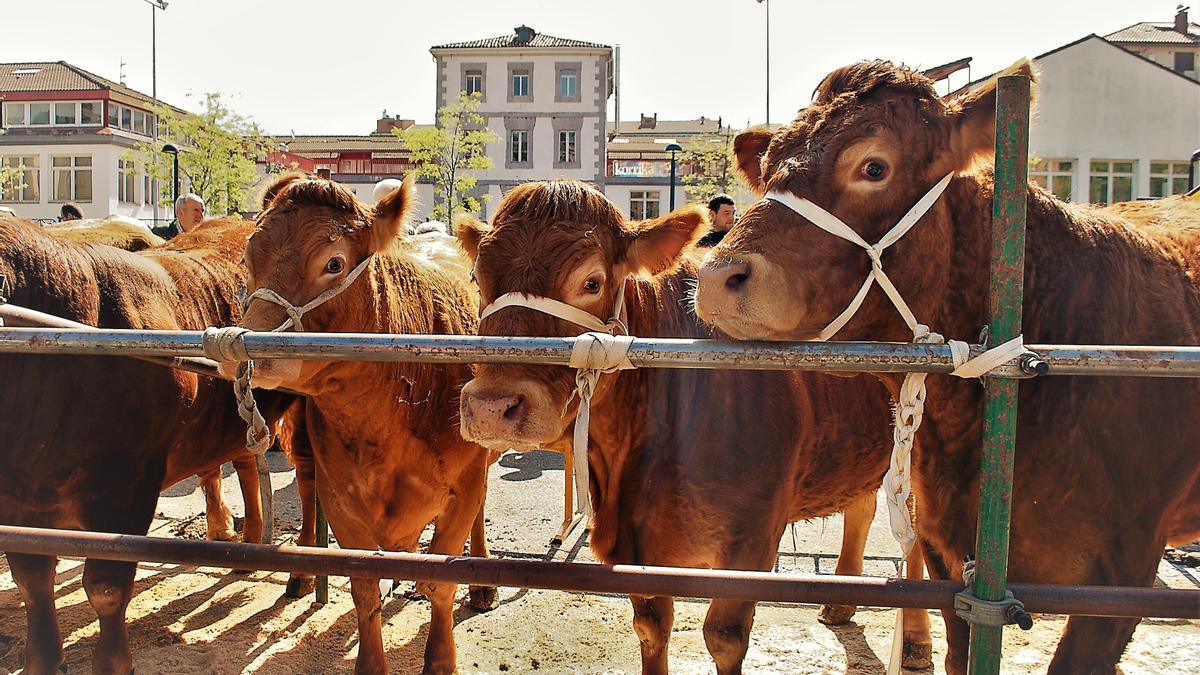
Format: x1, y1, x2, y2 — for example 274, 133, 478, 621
455, 180, 932, 674
224, 174, 491, 675
694, 60, 1200, 673
0, 217, 300, 674
39, 218, 251, 544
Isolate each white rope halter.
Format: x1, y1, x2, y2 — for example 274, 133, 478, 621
761, 175, 1031, 674
204, 255, 375, 453
478, 281, 634, 520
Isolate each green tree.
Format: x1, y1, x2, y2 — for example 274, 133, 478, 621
129, 93, 273, 215
682, 128, 746, 205
398, 92, 497, 222
0, 162, 26, 202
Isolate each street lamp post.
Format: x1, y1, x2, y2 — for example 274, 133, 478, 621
666, 142, 683, 211
757, 0, 770, 125
144, 0, 169, 225
162, 144, 179, 204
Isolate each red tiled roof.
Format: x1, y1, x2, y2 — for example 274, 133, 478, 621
1105, 22, 1200, 45
0, 61, 185, 112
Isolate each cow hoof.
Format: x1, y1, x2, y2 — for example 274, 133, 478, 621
206, 530, 238, 543
902, 640, 933, 670
285, 575, 316, 598
232, 567, 253, 575
818, 604, 857, 625
468, 585, 498, 611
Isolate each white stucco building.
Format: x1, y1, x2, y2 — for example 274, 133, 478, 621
430, 25, 612, 218
960, 34, 1200, 204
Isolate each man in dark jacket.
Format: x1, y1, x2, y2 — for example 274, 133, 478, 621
696, 194, 735, 247
152, 193, 204, 240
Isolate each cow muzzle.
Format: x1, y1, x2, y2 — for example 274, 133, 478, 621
459, 378, 563, 452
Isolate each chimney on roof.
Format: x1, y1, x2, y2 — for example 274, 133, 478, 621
1177, 5, 1190, 33
514, 25, 535, 45
375, 114, 416, 134
639, 113, 657, 129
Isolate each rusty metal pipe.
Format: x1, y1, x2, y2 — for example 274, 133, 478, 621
4, 327, 1200, 378
0, 526, 1194, 619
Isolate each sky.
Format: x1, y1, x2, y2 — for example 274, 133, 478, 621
3, 0, 1165, 135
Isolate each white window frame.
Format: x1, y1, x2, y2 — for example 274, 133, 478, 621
51, 155, 93, 203
1029, 158, 1075, 202
118, 158, 137, 204
1, 155, 40, 203
1150, 161, 1191, 198
465, 70, 484, 95
512, 72, 530, 97
558, 130, 577, 164
1088, 160, 1135, 205
2, 100, 104, 128
143, 173, 154, 206
630, 190, 660, 220
107, 103, 154, 136
510, 130, 529, 164
559, 70, 577, 98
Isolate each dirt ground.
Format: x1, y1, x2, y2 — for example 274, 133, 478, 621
1, 450, 1196, 674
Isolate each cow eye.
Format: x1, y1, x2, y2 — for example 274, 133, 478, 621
863, 160, 888, 181
325, 257, 345, 274
583, 278, 602, 294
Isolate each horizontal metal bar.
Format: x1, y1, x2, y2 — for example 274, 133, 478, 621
1, 327, 1199, 377
0, 526, 1193, 619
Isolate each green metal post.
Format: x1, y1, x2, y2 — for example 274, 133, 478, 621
967, 75, 1031, 674
315, 497, 329, 604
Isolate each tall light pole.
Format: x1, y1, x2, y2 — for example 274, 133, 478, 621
666, 142, 683, 211
144, 0, 169, 224
757, 0, 770, 125
162, 143, 179, 204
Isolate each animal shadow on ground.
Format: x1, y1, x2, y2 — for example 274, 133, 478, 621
498, 450, 563, 481
827, 617, 896, 674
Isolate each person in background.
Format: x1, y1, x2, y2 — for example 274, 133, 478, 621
59, 203, 84, 221
697, 194, 736, 247
153, 193, 205, 240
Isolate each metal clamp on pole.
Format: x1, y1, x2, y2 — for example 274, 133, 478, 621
954, 589, 1034, 630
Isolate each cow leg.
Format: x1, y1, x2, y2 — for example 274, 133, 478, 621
703, 599, 757, 675
83, 558, 137, 674
922, 540, 969, 675
819, 490, 876, 625
630, 595, 675, 675
9, 552, 63, 674
901, 544, 933, 670
466, 488, 498, 611
285, 422, 318, 598
349, 576, 388, 675
420, 483, 484, 674
232, 454, 263, 545
198, 466, 237, 542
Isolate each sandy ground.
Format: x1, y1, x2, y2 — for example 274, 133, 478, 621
1, 450, 1196, 674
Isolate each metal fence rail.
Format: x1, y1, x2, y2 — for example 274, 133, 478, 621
0, 526, 1194, 620
4, 326, 1200, 377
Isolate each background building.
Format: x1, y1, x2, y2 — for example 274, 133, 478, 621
1106, 6, 1199, 81
0, 61, 181, 222
430, 25, 612, 218
605, 114, 730, 219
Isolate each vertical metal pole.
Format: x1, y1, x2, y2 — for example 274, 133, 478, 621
967, 75, 1030, 674
151, 5, 159, 226
669, 152, 677, 210
765, 0, 770, 125
315, 497, 329, 604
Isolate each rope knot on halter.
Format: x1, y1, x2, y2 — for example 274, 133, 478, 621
478, 282, 634, 520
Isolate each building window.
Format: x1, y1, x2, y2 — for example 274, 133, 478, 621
510, 130, 529, 163
558, 130, 577, 164
1030, 159, 1074, 202
54, 102, 77, 125
118, 158, 137, 204
560, 70, 577, 98
80, 101, 101, 125
29, 103, 51, 126
3, 102, 25, 126
1088, 160, 1134, 205
1150, 161, 1191, 197
630, 191, 660, 220
144, 174, 153, 205
1, 156, 40, 203
1175, 51, 1196, 77
465, 70, 483, 95
52, 155, 92, 202
512, 70, 530, 97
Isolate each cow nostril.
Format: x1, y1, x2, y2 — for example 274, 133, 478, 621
502, 395, 526, 422
726, 272, 749, 290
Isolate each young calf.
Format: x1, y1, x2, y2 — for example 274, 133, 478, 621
456, 181, 929, 674
225, 174, 491, 674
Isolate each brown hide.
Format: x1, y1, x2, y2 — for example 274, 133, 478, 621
0, 216, 296, 672
239, 175, 488, 674
458, 180, 898, 674
43, 218, 166, 251
698, 60, 1200, 674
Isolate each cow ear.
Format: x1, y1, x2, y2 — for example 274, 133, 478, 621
262, 171, 306, 209
454, 214, 490, 262
617, 204, 709, 278
733, 128, 774, 195
945, 59, 1036, 173
370, 173, 416, 252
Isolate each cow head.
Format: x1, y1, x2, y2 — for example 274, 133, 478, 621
216, 172, 414, 391
695, 60, 1033, 342
457, 180, 707, 450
